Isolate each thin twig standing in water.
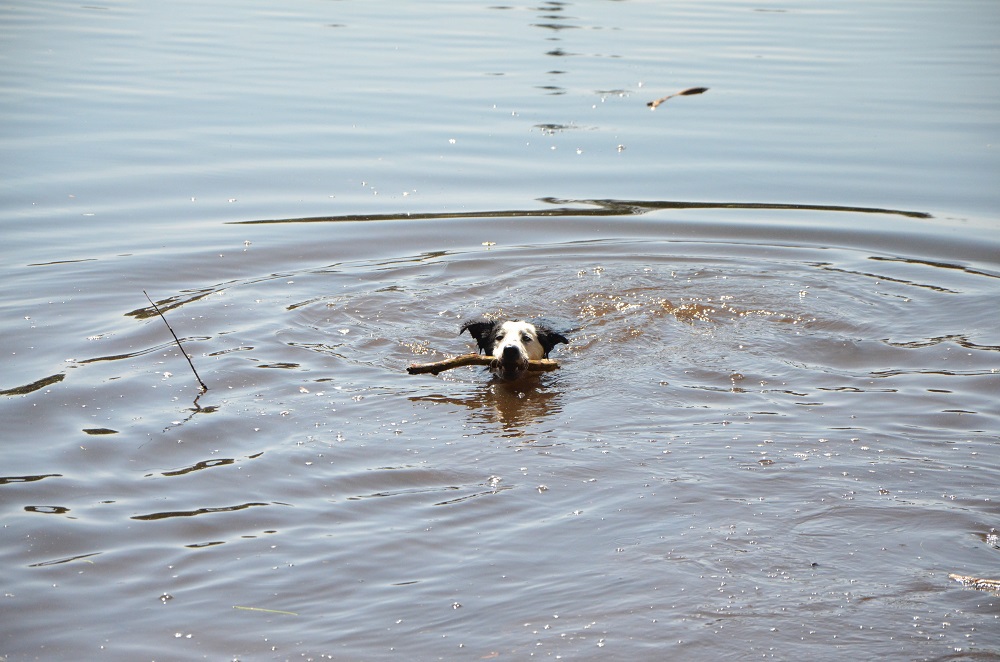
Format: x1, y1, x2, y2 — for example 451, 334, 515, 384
143, 290, 208, 393
647, 86, 709, 109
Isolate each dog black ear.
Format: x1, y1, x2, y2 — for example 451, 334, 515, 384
534, 324, 569, 358
460, 318, 499, 355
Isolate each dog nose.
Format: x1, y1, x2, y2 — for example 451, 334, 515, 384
501, 345, 520, 360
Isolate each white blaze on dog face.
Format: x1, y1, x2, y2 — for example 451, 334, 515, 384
493, 320, 545, 361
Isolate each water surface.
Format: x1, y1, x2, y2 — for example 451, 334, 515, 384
2, 1, 999, 660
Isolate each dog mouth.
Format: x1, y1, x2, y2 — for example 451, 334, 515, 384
491, 347, 529, 380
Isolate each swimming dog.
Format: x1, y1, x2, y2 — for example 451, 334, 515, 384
460, 318, 569, 381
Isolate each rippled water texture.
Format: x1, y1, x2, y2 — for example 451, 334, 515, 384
2, 1, 999, 660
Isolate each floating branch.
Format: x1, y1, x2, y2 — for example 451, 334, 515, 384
144, 290, 208, 393
647, 86, 709, 109
949, 573, 1000, 592
407, 354, 559, 375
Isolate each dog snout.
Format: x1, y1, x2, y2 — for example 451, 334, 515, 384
500, 345, 523, 361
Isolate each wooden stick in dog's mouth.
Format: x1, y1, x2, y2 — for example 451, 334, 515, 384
406, 354, 559, 375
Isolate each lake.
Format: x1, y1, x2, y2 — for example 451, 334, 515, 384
2, 1, 999, 659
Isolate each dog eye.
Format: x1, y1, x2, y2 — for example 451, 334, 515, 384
521, 333, 533, 342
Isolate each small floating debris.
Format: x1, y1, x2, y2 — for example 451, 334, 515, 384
647, 86, 709, 109
534, 123, 576, 135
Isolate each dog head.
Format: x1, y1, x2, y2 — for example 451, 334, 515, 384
460, 318, 569, 380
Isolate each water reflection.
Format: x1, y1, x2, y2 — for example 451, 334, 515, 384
130, 502, 270, 521
869, 255, 1000, 279
411, 375, 563, 437
0, 373, 66, 396
27, 552, 101, 568
0, 474, 63, 485
534, 1, 578, 94
24, 505, 71, 515
232, 197, 931, 225
155, 457, 236, 478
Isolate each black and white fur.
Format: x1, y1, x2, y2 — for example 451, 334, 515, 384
460, 318, 569, 381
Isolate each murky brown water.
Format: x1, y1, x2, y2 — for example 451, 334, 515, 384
4, 208, 999, 659
3, 0, 1000, 659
